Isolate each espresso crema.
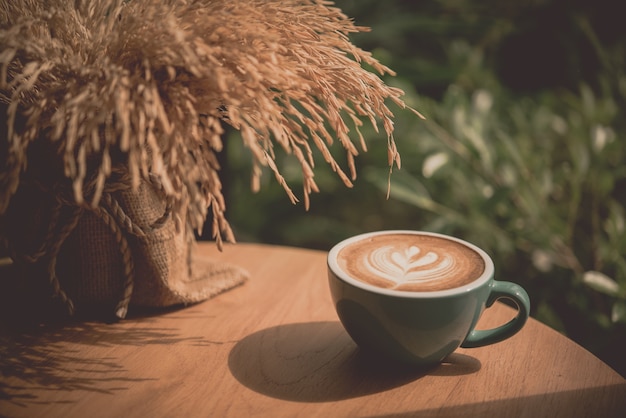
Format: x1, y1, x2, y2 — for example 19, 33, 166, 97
337, 233, 485, 291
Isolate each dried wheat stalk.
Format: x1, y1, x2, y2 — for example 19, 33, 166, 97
0, 0, 421, 247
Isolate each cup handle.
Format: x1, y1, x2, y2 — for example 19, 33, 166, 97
461, 281, 530, 348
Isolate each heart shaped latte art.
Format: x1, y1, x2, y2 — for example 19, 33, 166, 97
363, 245, 455, 287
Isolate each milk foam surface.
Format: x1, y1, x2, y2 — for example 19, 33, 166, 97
337, 234, 485, 291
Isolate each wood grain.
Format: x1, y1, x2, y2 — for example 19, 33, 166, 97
1, 242, 624, 417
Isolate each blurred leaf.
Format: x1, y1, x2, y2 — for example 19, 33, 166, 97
365, 167, 431, 207
612, 301, 626, 324
532, 250, 554, 273
365, 166, 464, 223
422, 152, 449, 178
583, 271, 620, 297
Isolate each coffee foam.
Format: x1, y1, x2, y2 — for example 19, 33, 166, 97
336, 233, 485, 291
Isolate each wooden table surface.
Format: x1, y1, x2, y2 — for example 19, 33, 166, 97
1, 242, 625, 418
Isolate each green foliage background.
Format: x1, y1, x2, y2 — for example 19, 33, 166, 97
209, 0, 626, 376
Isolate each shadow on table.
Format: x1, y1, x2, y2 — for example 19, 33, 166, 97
0, 313, 202, 408
228, 321, 481, 402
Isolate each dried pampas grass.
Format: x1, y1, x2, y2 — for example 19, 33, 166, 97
0, 0, 420, 246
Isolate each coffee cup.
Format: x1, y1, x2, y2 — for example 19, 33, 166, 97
327, 230, 530, 367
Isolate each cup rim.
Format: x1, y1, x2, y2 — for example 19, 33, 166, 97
327, 230, 495, 298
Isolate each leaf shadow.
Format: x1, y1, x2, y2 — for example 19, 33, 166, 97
0, 311, 205, 408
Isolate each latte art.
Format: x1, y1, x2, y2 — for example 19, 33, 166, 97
366, 245, 455, 285
337, 233, 485, 291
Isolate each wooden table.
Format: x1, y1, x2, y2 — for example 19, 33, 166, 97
1, 243, 625, 417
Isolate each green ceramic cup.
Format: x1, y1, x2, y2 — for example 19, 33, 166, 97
327, 230, 530, 367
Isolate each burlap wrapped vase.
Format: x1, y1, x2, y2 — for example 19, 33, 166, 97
3, 169, 248, 321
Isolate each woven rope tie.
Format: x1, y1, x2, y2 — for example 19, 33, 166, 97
46, 206, 84, 316
93, 202, 136, 320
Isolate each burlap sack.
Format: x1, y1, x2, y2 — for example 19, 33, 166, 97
4, 175, 248, 320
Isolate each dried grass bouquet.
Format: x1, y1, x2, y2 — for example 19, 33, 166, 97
0, 0, 420, 319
